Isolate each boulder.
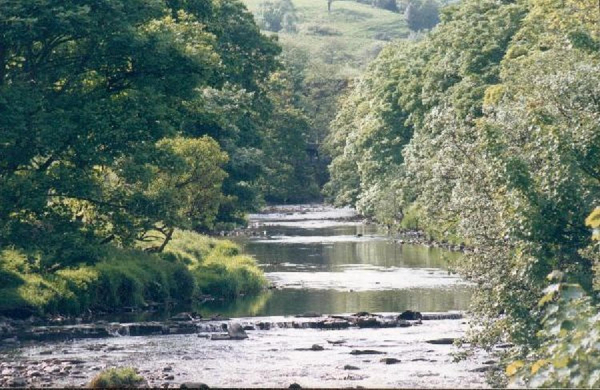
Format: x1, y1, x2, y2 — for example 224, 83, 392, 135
227, 322, 248, 340
170, 313, 194, 322
380, 358, 401, 365
180, 382, 209, 389
356, 317, 379, 328
398, 310, 422, 321
294, 312, 321, 318
125, 323, 167, 337
314, 319, 350, 329
8, 378, 27, 388
350, 350, 386, 355
210, 334, 231, 341
425, 338, 455, 345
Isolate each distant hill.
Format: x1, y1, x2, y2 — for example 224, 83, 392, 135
243, 0, 409, 77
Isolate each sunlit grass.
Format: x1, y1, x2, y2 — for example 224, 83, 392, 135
0, 230, 267, 315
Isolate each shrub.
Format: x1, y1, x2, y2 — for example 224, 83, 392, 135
0, 229, 266, 316
89, 368, 145, 388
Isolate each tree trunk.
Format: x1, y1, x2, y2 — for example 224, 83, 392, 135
157, 227, 174, 253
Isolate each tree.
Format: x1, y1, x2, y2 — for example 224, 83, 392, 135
0, 0, 284, 265
405, 0, 440, 31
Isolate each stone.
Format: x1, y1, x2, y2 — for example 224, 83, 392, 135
227, 322, 248, 340
163, 367, 173, 372
288, 384, 302, 389
170, 313, 194, 322
210, 334, 231, 341
425, 338, 455, 345
310, 344, 324, 351
294, 312, 321, 318
39, 350, 53, 355
8, 378, 27, 387
356, 317, 379, 328
314, 319, 350, 329
180, 382, 209, 389
125, 323, 167, 337
398, 310, 422, 321
470, 366, 495, 373
343, 365, 360, 370
421, 313, 463, 321
350, 350, 386, 355
380, 358, 401, 365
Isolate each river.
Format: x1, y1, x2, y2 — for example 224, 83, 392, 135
0, 205, 490, 388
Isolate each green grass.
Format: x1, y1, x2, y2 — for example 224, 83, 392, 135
89, 368, 145, 388
245, 0, 409, 77
0, 230, 267, 316
165, 230, 266, 299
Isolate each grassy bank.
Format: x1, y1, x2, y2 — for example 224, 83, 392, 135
0, 231, 266, 317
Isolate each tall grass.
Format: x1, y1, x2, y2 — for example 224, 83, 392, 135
0, 230, 266, 316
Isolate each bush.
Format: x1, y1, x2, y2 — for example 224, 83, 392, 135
195, 253, 267, 299
89, 368, 145, 388
508, 280, 600, 388
0, 229, 266, 316
405, 0, 440, 31
257, 0, 298, 32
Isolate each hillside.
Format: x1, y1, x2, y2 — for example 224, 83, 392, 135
243, 0, 409, 77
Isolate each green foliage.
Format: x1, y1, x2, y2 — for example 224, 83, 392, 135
0, 230, 266, 316
166, 230, 266, 298
89, 367, 145, 388
257, 0, 298, 32
0, 0, 286, 266
404, 0, 440, 32
508, 281, 600, 388
244, 0, 411, 194
325, 0, 600, 377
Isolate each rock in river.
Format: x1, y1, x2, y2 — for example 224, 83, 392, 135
180, 382, 209, 389
380, 358, 401, 365
350, 350, 386, 355
227, 322, 248, 340
425, 338, 456, 345
398, 310, 423, 321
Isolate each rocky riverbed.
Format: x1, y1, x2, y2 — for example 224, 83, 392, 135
0, 311, 493, 388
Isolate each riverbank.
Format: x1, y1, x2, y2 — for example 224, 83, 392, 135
0, 230, 266, 319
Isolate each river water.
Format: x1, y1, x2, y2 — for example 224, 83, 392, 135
1, 205, 489, 388
202, 204, 471, 318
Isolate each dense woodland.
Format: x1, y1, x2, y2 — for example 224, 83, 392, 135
325, 0, 600, 386
1, 0, 599, 387
0, 0, 315, 319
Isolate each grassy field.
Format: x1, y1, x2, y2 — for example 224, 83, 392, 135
244, 0, 410, 76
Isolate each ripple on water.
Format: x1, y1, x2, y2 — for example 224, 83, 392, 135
267, 265, 468, 292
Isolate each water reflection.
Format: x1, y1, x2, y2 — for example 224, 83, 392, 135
201, 287, 471, 317
220, 206, 472, 318
242, 240, 462, 273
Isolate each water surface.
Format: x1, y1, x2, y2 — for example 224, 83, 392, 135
214, 205, 471, 317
